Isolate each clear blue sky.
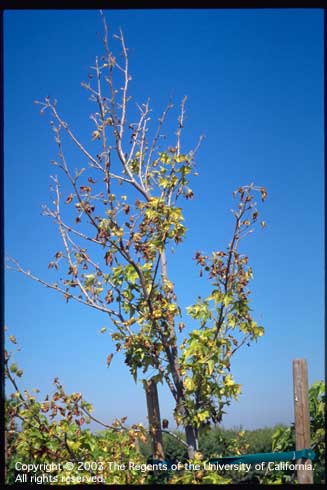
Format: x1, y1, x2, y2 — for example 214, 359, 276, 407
4, 9, 324, 430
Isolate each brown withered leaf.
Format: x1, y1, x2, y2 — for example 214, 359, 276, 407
84, 204, 95, 214
106, 353, 113, 367
65, 194, 73, 204
88, 177, 96, 184
105, 290, 113, 304
48, 261, 58, 270
260, 187, 267, 201
80, 186, 91, 193
105, 251, 113, 266
68, 265, 78, 277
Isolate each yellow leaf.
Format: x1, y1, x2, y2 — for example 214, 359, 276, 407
184, 377, 194, 391
92, 130, 100, 141
224, 375, 235, 387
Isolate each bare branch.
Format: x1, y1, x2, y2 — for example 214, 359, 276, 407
6, 256, 121, 318
118, 28, 129, 141
46, 100, 102, 170
52, 178, 104, 310
191, 134, 205, 157
176, 95, 187, 157
146, 99, 174, 172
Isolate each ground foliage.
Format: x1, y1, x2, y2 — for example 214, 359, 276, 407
5, 334, 325, 485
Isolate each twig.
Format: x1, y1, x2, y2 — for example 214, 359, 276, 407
176, 96, 187, 157
145, 99, 174, 179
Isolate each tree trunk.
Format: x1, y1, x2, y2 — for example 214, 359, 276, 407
144, 379, 165, 460
160, 250, 199, 459
185, 425, 198, 459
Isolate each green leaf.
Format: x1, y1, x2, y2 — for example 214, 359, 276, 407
125, 266, 138, 285
223, 294, 233, 307
84, 274, 96, 287
207, 359, 215, 376
10, 363, 18, 373
207, 290, 223, 304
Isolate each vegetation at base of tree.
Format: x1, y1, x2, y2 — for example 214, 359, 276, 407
5, 332, 325, 485
139, 425, 283, 461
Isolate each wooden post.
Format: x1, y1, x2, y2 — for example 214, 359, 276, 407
292, 359, 313, 484
144, 378, 164, 460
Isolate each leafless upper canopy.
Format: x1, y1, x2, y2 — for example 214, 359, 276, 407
7, 11, 203, 320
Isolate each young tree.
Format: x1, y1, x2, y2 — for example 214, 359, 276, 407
7, 11, 267, 457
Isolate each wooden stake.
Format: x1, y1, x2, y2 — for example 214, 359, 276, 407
144, 378, 164, 460
292, 359, 313, 484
